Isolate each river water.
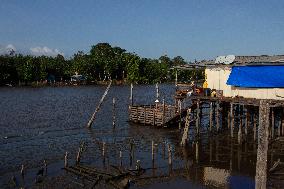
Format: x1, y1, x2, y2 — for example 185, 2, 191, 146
0, 84, 265, 188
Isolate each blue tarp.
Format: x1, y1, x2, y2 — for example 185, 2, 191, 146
227, 65, 284, 88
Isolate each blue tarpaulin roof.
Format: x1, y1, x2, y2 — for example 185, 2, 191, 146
227, 65, 284, 88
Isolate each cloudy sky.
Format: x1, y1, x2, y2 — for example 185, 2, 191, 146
1, 0, 284, 60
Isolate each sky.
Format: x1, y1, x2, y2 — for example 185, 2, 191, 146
1, 0, 284, 61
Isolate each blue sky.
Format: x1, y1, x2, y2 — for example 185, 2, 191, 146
1, 0, 284, 60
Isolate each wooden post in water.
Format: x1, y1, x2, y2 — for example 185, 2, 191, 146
216, 102, 220, 132
168, 144, 172, 167
255, 100, 270, 189
130, 83, 133, 106
102, 142, 106, 164
64, 152, 68, 168
209, 102, 213, 132
162, 99, 165, 126
129, 141, 134, 166
112, 97, 116, 128
119, 151, 122, 167
151, 140, 155, 162
87, 80, 112, 128
230, 103, 234, 137
245, 106, 249, 136
181, 108, 191, 146
254, 112, 257, 141
196, 101, 200, 137
76, 147, 81, 165
144, 106, 146, 125
20, 164, 25, 178
271, 108, 275, 139
282, 109, 284, 136
156, 83, 160, 101
195, 141, 199, 164
238, 116, 242, 144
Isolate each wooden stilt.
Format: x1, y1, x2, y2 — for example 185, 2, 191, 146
245, 106, 249, 136
168, 144, 172, 166
130, 83, 133, 106
209, 102, 213, 132
162, 99, 165, 126
195, 141, 199, 164
196, 101, 200, 137
151, 140, 155, 162
255, 100, 270, 189
181, 108, 191, 146
230, 103, 234, 137
64, 152, 68, 168
216, 102, 220, 132
254, 112, 257, 141
112, 97, 116, 128
271, 108, 275, 139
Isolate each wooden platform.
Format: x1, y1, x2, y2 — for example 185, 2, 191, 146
129, 104, 181, 127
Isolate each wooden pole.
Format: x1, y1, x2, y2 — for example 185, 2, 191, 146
76, 147, 81, 165
255, 100, 270, 189
130, 83, 133, 106
102, 142, 106, 164
245, 106, 249, 136
238, 116, 242, 144
87, 80, 112, 128
151, 140, 155, 162
20, 164, 25, 178
216, 102, 220, 132
156, 83, 159, 101
195, 141, 199, 164
254, 112, 257, 141
181, 108, 191, 146
64, 152, 68, 168
119, 151, 122, 167
271, 108, 275, 139
209, 102, 213, 132
168, 144, 172, 166
282, 108, 284, 136
175, 70, 178, 88
230, 103, 234, 137
112, 97, 116, 128
196, 101, 200, 137
129, 141, 134, 167
162, 99, 165, 126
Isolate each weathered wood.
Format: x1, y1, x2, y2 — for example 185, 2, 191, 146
209, 102, 213, 132
180, 109, 191, 146
168, 144, 172, 166
196, 101, 200, 137
230, 103, 234, 137
245, 106, 249, 136
216, 102, 220, 131
64, 152, 68, 168
130, 83, 133, 106
87, 80, 112, 128
254, 113, 257, 141
113, 97, 116, 128
255, 100, 270, 189
151, 141, 155, 162
271, 108, 275, 139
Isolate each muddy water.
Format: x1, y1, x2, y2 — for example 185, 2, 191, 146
0, 84, 261, 188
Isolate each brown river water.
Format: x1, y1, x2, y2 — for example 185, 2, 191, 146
0, 84, 282, 188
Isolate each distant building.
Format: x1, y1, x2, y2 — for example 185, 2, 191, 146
205, 55, 284, 100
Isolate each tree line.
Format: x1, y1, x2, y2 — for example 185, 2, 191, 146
0, 43, 203, 86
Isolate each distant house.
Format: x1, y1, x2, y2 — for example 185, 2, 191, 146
71, 72, 86, 84
205, 55, 284, 100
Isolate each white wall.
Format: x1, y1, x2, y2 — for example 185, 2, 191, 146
205, 67, 284, 100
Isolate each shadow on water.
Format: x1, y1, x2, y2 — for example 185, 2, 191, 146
0, 84, 282, 188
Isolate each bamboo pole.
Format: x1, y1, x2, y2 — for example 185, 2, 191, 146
87, 80, 112, 128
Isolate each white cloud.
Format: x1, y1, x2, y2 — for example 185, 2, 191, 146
30, 46, 64, 57
0, 44, 17, 55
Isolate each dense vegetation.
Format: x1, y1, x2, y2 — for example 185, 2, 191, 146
0, 43, 203, 86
